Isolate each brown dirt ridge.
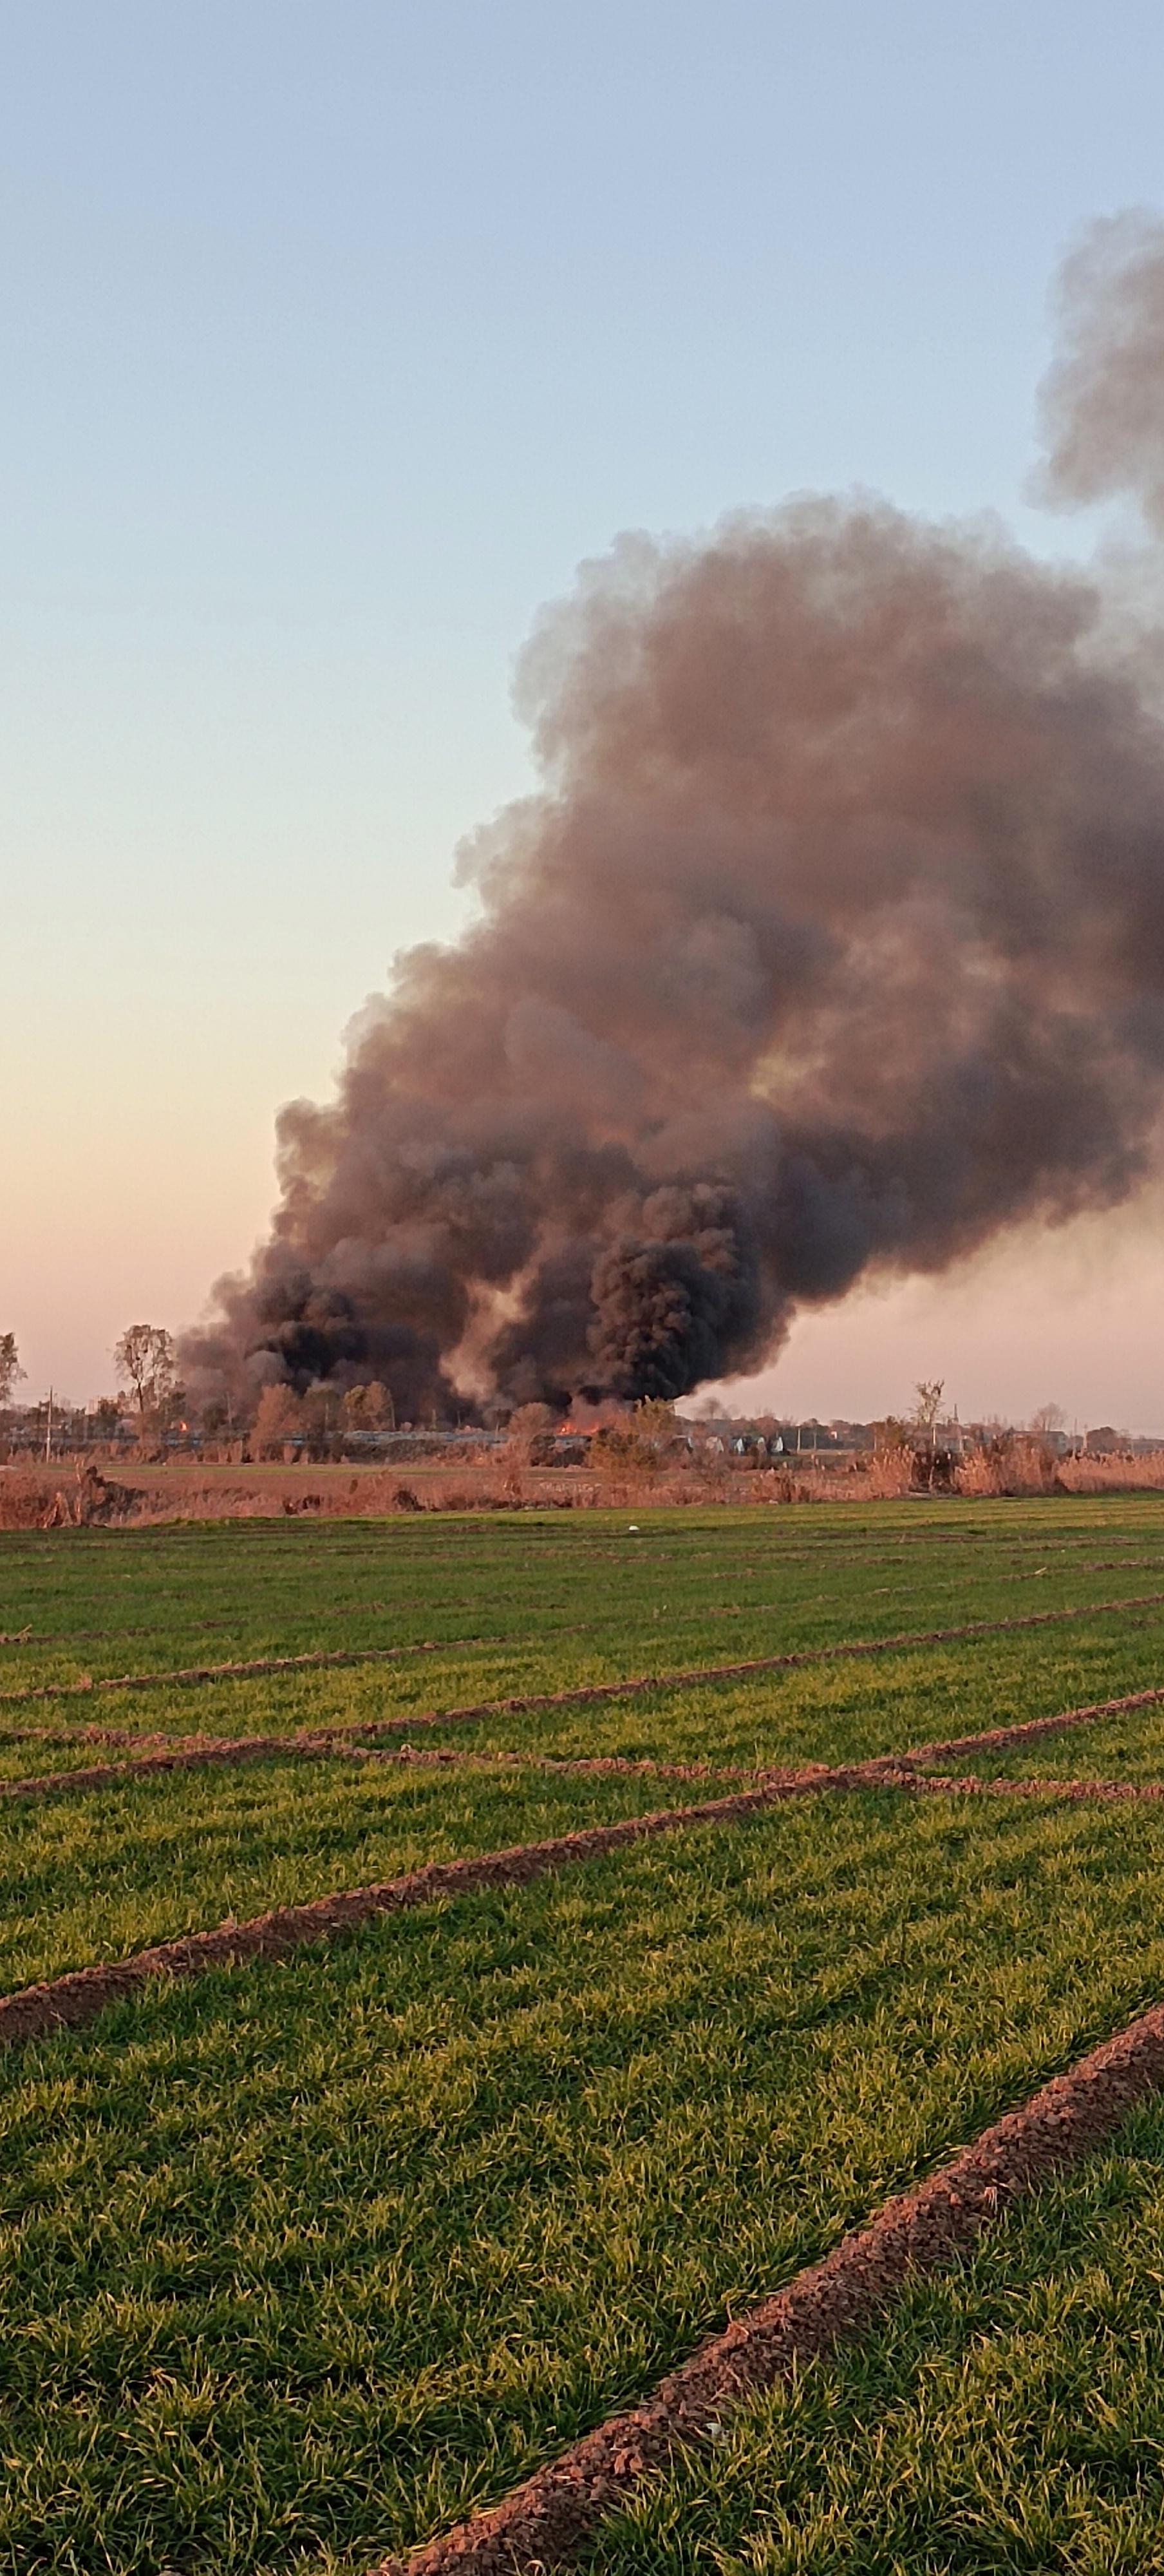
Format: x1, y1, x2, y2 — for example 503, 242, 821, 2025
7, 1634, 1164, 1816
0, 1728, 370, 1803
0, 1769, 846, 2046
871, 1764, 1164, 1806
10, 1741, 1164, 2041
901, 1680, 1164, 1768
0, 1736, 767, 1804
10, 1681, 1164, 1807
371, 1995, 1164, 2576
0, 1633, 489, 1709
355, 1746, 758, 1784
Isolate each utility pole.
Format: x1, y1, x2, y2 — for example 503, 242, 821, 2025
44, 1388, 54, 1463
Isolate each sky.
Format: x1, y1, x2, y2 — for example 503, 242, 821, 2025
5, 0, 1164, 1425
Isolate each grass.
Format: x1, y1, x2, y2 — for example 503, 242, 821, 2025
4, 1495, 1164, 2573
0, 1754, 700, 1990
5, 1519, 1164, 1785
946, 1695, 1164, 1785
588, 2088, 1164, 2573
4, 1500, 1164, 1701
5, 1793, 1164, 2573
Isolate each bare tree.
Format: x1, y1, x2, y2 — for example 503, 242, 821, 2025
912, 1379, 945, 1450
1029, 1401, 1066, 1439
301, 1383, 342, 1455
0, 1333, 24, 1414
113, 1325, 176, 1439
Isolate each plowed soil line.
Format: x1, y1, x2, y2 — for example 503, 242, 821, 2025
9, 1753, 1159, 2046
0, 1633, 490, 1710
900, 1680, 1164, 1769
371, 1998, 1164, 2576
0, 1729, 377, 1801
872, 1763, 1164, 1806
0, 1734, 770, 1805
0, 1768, 850, 2046
353, 1745, 758, 1785
364, 1750, 1164, 1805
9, 1626, 1164, 1808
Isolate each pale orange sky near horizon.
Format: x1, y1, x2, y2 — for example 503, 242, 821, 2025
710, 1209, 1164, 1436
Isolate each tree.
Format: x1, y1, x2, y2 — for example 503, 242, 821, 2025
113, 1324, 176, 1437
635, 1397, 680, 1443
912, 1379, 945, 1450
1029, 1401, 1066, 1440
300, 1383, 342, 1455
252, 1383, 305, 1457
0, 1333, 24, 1412
342, 1381, 395, 1435
505, 1401, 556, 1464
589, 1399, 685, 1477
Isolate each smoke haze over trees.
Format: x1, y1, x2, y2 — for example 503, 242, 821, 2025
183, 214, 1164, 1421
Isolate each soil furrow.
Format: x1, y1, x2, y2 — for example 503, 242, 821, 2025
354, 1745, 758, 1784
8, 1752, 1161, 2043
0, 1633, 490, 1709
899, 1680, 1164, 1768
0, 1736, 764, 1803
362, 1749, 1164, 1801
878, 1766, 1164, 1804
371, 1995, 1164, 2575
0, 1730, 365, 1801
0, 1768, 844, 2045
0, 1730, 679, 1797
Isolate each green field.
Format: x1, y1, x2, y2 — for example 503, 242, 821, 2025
3, 1497, 1164, 2573
588, 2086, 1164, 2573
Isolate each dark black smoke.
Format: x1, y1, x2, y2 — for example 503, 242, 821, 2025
183, 215, 1164, 1417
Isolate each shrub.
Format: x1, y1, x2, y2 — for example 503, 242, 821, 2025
956, 1434, 1057, 1497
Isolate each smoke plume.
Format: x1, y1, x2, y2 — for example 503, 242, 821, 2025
184, 215, 1164, 1418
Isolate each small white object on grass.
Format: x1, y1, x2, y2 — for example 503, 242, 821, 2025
627, 1524, 639, 1533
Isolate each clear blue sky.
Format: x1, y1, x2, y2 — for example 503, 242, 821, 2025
5, 0, 1164, 1419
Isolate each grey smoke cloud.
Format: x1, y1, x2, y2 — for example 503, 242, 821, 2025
183, 218, 1164, 1416
1039, 209, 1164, 528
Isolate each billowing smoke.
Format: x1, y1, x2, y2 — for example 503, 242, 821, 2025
184, 215, 1164, 1417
